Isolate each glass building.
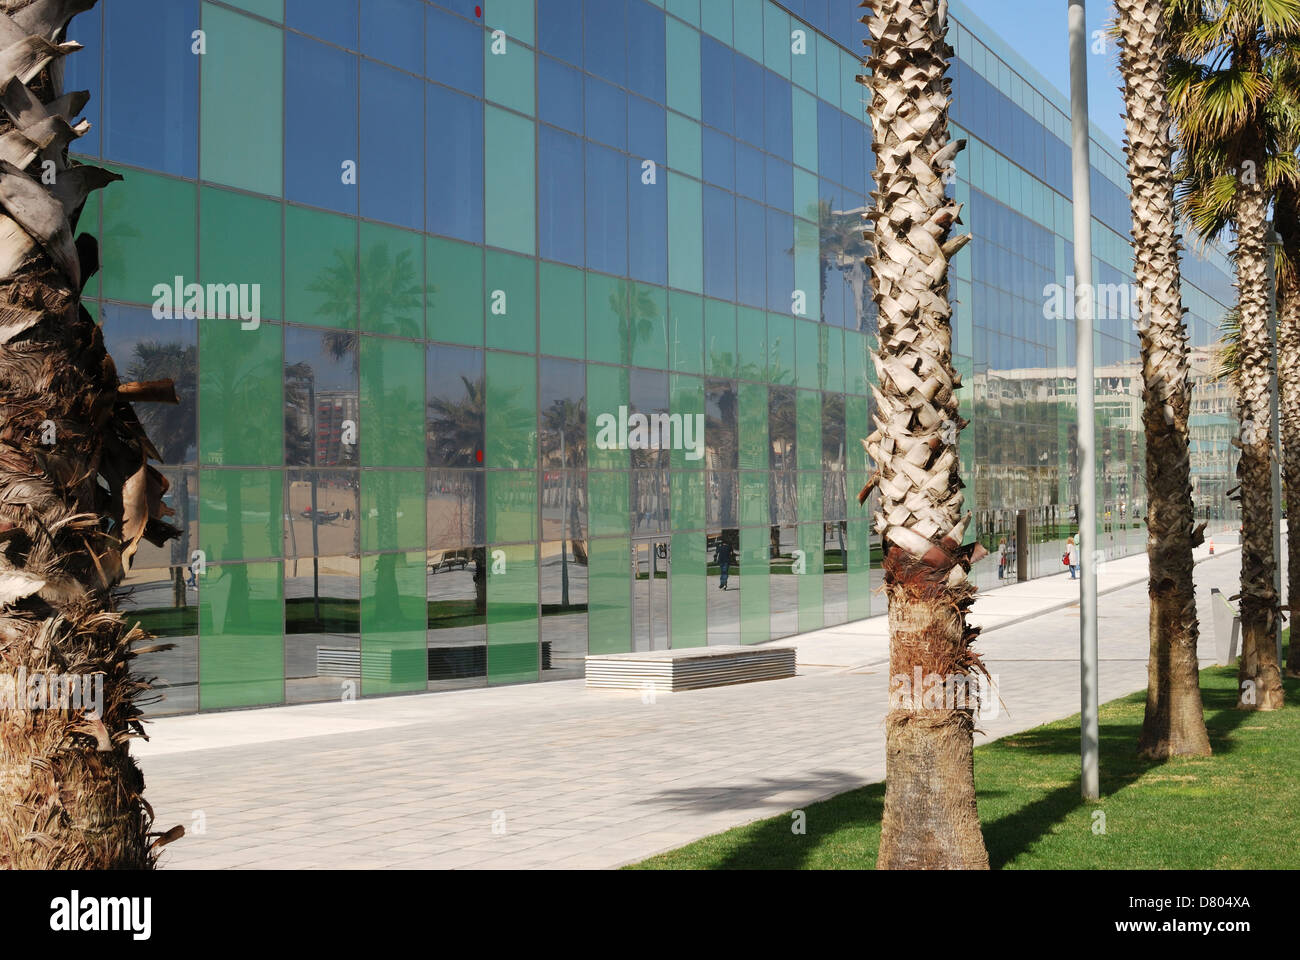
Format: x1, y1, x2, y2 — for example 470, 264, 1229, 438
67, 0, 1238, 714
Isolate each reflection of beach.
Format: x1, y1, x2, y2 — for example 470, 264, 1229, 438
426, 489, 476, 548
284, 481, 358, 558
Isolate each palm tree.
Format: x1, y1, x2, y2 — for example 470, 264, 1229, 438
1168, 0, 1300, 710
0, 0, 182, 867
1114, 0, 1213, 756
859, 0, 989, 869
1277, 183, 1300, 677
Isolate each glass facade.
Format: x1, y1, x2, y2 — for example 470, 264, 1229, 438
74, 0, 1238, 714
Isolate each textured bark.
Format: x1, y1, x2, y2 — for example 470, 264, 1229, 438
1115, 0, 1211, 757
0, 0, 180, 868
1234, 138, 1285, 711
1275, 185, 1300, 679
860, 0, 988, 870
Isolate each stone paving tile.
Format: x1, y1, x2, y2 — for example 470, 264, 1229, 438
135, 545, 1252, 869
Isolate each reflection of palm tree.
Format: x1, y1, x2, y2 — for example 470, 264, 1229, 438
427, 379, 488, 614
311, 245, 422, 612
126, 341, 196, 607
541, 397, 588, 602
796, 199, 872, 332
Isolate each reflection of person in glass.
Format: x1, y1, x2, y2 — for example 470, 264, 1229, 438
715, 539, 735, 591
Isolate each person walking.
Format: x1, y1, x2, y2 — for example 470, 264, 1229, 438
1065, 535, 1078, 580
996, 537, 1008, 580
715, 538, 735, 590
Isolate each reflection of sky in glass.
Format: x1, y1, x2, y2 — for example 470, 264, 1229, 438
285, 326, 356, 394
101, 304, 196, 378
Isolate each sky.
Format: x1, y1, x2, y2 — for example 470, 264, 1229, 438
957, 0, 1129, 150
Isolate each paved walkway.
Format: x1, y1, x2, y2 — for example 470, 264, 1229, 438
136, 533, 1249, 869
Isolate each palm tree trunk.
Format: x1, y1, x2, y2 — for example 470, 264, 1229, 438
0, 0, 180, 868
1115, 0, 1211, 757
1275, 188, 1300, 678
861, 0, 989, 870
1234, 141, 1285, 711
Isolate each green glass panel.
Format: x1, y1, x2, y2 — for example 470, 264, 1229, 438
670, 531, 706, 648
794, 229, 820, 323
360, 222, 423, 338
738, 526, 769, 645
588, 365, 630, 470
199, 561, 284, 709
286, 205, 357, 330
485, 33, 535, 116
665, 0, 698, 25
732, 0, 763, 62
670, 374, 705, 472
200, 187, 282, 320
486, 351, 537, 468
101, 166, 196, 306
485, 106, 535, 254
665, 19, 701, 119
791, 23, 816, 92
427, 235, 484, 346
667, 112, 701, 179
762, 3, 790, 77
667, 174, 703, 293
539, 262, 584, 358
704, 299, 737, 378
847, 518, 872, 620
589, 471, 630, 537
700, 0, 730, 43
797, 391, 821, 471
486, 471, 537, 543
670, 469, 705, 528
201, 3, 282, 196
485, 0, 535, 45
630, 282, 668, 370
796, 319, 820, 388
223, 0, 282, 19
361, 470, 426, 552
668, 292, 704, 375
816, 34, 840, 104
587, 273, 628, 366
797, 522, 823, 633
487, 542, 538, 685
361, 551, 426, 695
588, 537, 631, 654
485, 251, 537, 353
360, 335, 425, 466
848, 330, 871, 394
199, 319, 282, 466
199, 469, 283, 561
798, 468, 822, 520
740, 470, 768, 527
738, 382, 768, 471
767, 312, 794, 384
737, 307, 766, 381
825, 326, 845, 393
845, 394, 869, 475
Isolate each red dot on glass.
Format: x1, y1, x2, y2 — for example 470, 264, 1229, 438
476, 449, 484, 463
475, 5, 482, 17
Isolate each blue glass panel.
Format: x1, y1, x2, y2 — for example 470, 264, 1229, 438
427, 85, 483, 243
540, 0, 583, 64
540, 126, 586, 266
427, 6, 483, 96
586, 143, 628, 276
287, 0, 358, 49
765, 156, 792, 211
842, 112, 866, 194
702, 128, 735, 190
585, 0, 627, 86
628, 96, 666, 166
65, 3, 101, 157
736, 198, 765, 308
734, 55, 764, 147
701, 36, 734, 135
703, 186, 736, 301
540, 56, 583, 133
361, 0, 424, 74
627, 0, 667, 103
104, 0, 198, 176
766, 208, 794, 311
585, 76, 627, 151
286, 34, 359, 214
361, 61, 424, 230
764, 70, 793, 161
817, 99, 842, 187
628, 156, 667, 285
736, 143, 764, 202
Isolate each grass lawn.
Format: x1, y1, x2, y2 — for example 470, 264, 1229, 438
631, 652, 1300, 870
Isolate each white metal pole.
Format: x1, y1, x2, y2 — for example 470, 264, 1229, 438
1068, 0, 1100, 801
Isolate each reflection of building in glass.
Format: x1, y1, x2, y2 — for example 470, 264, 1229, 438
81, 0, 1239, 714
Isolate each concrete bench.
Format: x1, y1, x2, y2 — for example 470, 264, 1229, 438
585, 645, 797, 692
1210, 587, 1241, 666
